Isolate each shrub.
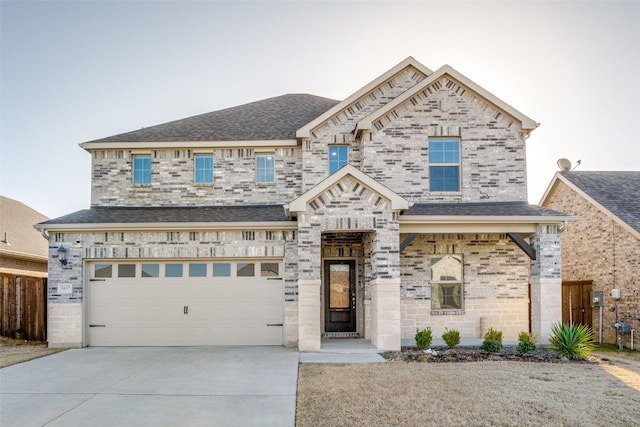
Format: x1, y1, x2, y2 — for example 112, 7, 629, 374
480, 327, 503, 353
517, 331, 538, 353
548, 323, 595, 360
442, 328, 461, 349
415, 327, 433, 350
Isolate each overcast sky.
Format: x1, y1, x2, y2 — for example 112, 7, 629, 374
1, 0, 638, 219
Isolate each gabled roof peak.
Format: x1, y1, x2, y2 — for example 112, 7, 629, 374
295, 57, 433, 139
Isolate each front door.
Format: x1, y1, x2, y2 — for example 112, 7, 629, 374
562, 281, 593, 328
324, 260, 356, 333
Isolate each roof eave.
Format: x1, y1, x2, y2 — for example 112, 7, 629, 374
80, 139, 299, 151
35, 221, 298, 232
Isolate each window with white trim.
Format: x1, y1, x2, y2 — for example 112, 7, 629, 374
133, 155, 151, 185
256, 154, 275, 183
430, 255, 463, 310
328, 145, 348, 174
428, 138, 460, 192
194, 154, 214, 184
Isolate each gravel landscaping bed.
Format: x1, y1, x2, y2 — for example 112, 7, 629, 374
382, 345, 593, 364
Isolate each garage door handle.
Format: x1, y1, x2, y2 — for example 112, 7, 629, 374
266, 323, 283, 327
89, 324, 106, 327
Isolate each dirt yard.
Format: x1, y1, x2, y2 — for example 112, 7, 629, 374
0, 337, 65, 368
297, 351, 640, 427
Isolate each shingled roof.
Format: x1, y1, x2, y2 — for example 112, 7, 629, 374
403, 201, 566, 217
38, 205, 291, 226
558, 171, 640, 234
86, 94, 339, 143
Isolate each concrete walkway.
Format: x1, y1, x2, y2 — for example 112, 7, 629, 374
0, 346, 299, 427
299, 339, 385, 363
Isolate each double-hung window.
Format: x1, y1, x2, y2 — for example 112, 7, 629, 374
256, 154, 275, 184
430, 255, 463, 310
428, 138, 460, 192
194, 154, 214, 184
133, 155, 151, 185
328, 145, 348, 174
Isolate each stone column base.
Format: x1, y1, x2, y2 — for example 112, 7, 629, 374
370, 278, 401, 351
530, 278, 562, 343
47, 303, 83, 348
298, 279, 321, 351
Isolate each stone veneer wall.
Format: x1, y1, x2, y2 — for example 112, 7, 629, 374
544, 181, 639, 348
362, 76, 528, 203
91, 147, 302, 207
398, 233, 530, 340
301, 67, 427, 192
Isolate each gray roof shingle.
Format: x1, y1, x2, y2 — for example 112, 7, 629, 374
38, 205, 290, 225
87, 94, 339, 143
403, 201, 566, 217
560, 171, 640, 233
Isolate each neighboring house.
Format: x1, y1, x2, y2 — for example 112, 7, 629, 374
541, 171, 639, 349
37, 57, 569, 350
0, 196, 48, 340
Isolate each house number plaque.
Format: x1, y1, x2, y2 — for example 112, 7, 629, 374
58, 283, 72, 294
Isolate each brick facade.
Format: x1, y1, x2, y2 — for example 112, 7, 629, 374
43, 58, 565, 350
544, 180, 639, 349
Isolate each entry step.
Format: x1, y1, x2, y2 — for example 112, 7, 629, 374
323, 332, 360, 338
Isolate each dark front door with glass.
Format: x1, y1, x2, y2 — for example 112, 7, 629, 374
324, 260, 356, 333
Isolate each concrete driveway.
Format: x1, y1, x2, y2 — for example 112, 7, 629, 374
0, 346, 299, 427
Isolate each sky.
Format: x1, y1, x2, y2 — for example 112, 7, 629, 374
1, 0, 639, 219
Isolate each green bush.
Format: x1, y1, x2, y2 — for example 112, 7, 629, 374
442, 328, 461, 349
517, 331, 538, 353
415, 327, 433, 350
480, 327, 503, 352
548, 323, 595, 360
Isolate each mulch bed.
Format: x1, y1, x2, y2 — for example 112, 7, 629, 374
382, 346, 596, 364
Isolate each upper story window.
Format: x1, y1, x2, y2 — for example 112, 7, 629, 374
428, 138, 460, 192
256, 153, 275, 184
328, 145, 348, 174
133, 155, 151, 185
194, 154, 214, 184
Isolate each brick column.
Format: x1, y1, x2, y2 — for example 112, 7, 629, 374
297, 222, 321, 351
370, 225, 401, 351
530, 225, 562, 343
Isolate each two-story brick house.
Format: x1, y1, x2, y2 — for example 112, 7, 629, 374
37, 57, 568, 350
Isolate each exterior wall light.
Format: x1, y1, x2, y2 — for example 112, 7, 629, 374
57, 245, 68, 266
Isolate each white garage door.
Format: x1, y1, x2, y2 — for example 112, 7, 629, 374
87, 260, 284, 346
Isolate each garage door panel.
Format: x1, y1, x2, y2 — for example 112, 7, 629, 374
88, 261, 284, 346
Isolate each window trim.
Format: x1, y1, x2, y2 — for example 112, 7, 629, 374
328, 145, 349, 174
194, 154, 214, 185
255, 153, 275, 184
430, 254, 464, 312
428, 138, 461, 192
132, 154, 152, 186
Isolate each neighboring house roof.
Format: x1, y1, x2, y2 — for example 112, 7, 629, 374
0, 196, 49, 262
355, 64, 538, 135
37, 205, 294, 230
541, 171, 640, 238
83, 94, 339, 145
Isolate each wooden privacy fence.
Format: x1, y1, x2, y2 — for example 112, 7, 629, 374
0, 274, 47, 341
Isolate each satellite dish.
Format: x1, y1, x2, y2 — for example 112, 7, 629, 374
557, 158, 572, 171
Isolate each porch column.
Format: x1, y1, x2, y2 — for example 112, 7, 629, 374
370, 225, 401, 351
530, 224, 562, 343
297, 224, 321, 351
